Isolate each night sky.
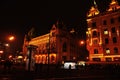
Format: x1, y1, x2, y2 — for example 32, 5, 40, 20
0, 0, 118, 51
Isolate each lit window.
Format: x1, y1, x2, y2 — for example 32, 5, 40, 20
104, 29, 108, 35
106, 48, 110, 54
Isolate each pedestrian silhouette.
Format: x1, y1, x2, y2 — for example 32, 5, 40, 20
69, 64, 71, 69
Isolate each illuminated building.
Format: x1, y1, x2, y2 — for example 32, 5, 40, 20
23, 21, 81, 64
86, 0, 120, 62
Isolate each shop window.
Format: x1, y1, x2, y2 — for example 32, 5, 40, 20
114, 57, 120, 61
93, 58, 101, 61
106, 58, 112, 62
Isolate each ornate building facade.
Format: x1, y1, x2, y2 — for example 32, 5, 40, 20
86, 0, 120, 62
23, 21, 81, 64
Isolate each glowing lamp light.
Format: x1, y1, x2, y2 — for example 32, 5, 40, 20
8, 55, 12, 58
9, 36, 15, 41
0, 50, 4, 53
80, 40, 85, 45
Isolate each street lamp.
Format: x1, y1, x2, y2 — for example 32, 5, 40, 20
8, 36, 15, 41
6, 35, 15, 59
79, 40, 85, 46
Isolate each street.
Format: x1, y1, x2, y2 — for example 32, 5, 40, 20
0, 64, 120, 80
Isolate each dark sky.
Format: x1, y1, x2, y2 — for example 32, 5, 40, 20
0, 0, 118, 51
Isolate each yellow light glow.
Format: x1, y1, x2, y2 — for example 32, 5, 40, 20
18, 56, 23, 59
9, 36, 15, 41
5, 43, 9, 47
9, 55, 12, 58
104, 30, 108, 35
106, 50, 110, 54
80, 40, 85, 45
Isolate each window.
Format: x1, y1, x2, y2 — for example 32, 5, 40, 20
114, 47, 118, 54
105, 38, 109, 44
110, 18, 114, 24
113, 37, 117, 43
104, 29, 108, 35
93, 58, 101, 61
103, 20, 107, 25
111, 27, 116, 33
93, 40, 98, 44
106, 58, 112, 62
92, 31, 97, 37
62, 42, 67, 52
94, 49, 98, 54
106, 48, 110, 54
92, 22, 96, 28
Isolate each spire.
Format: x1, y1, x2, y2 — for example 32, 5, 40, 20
87, 0, 99, 17
108, 0, 120, 11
